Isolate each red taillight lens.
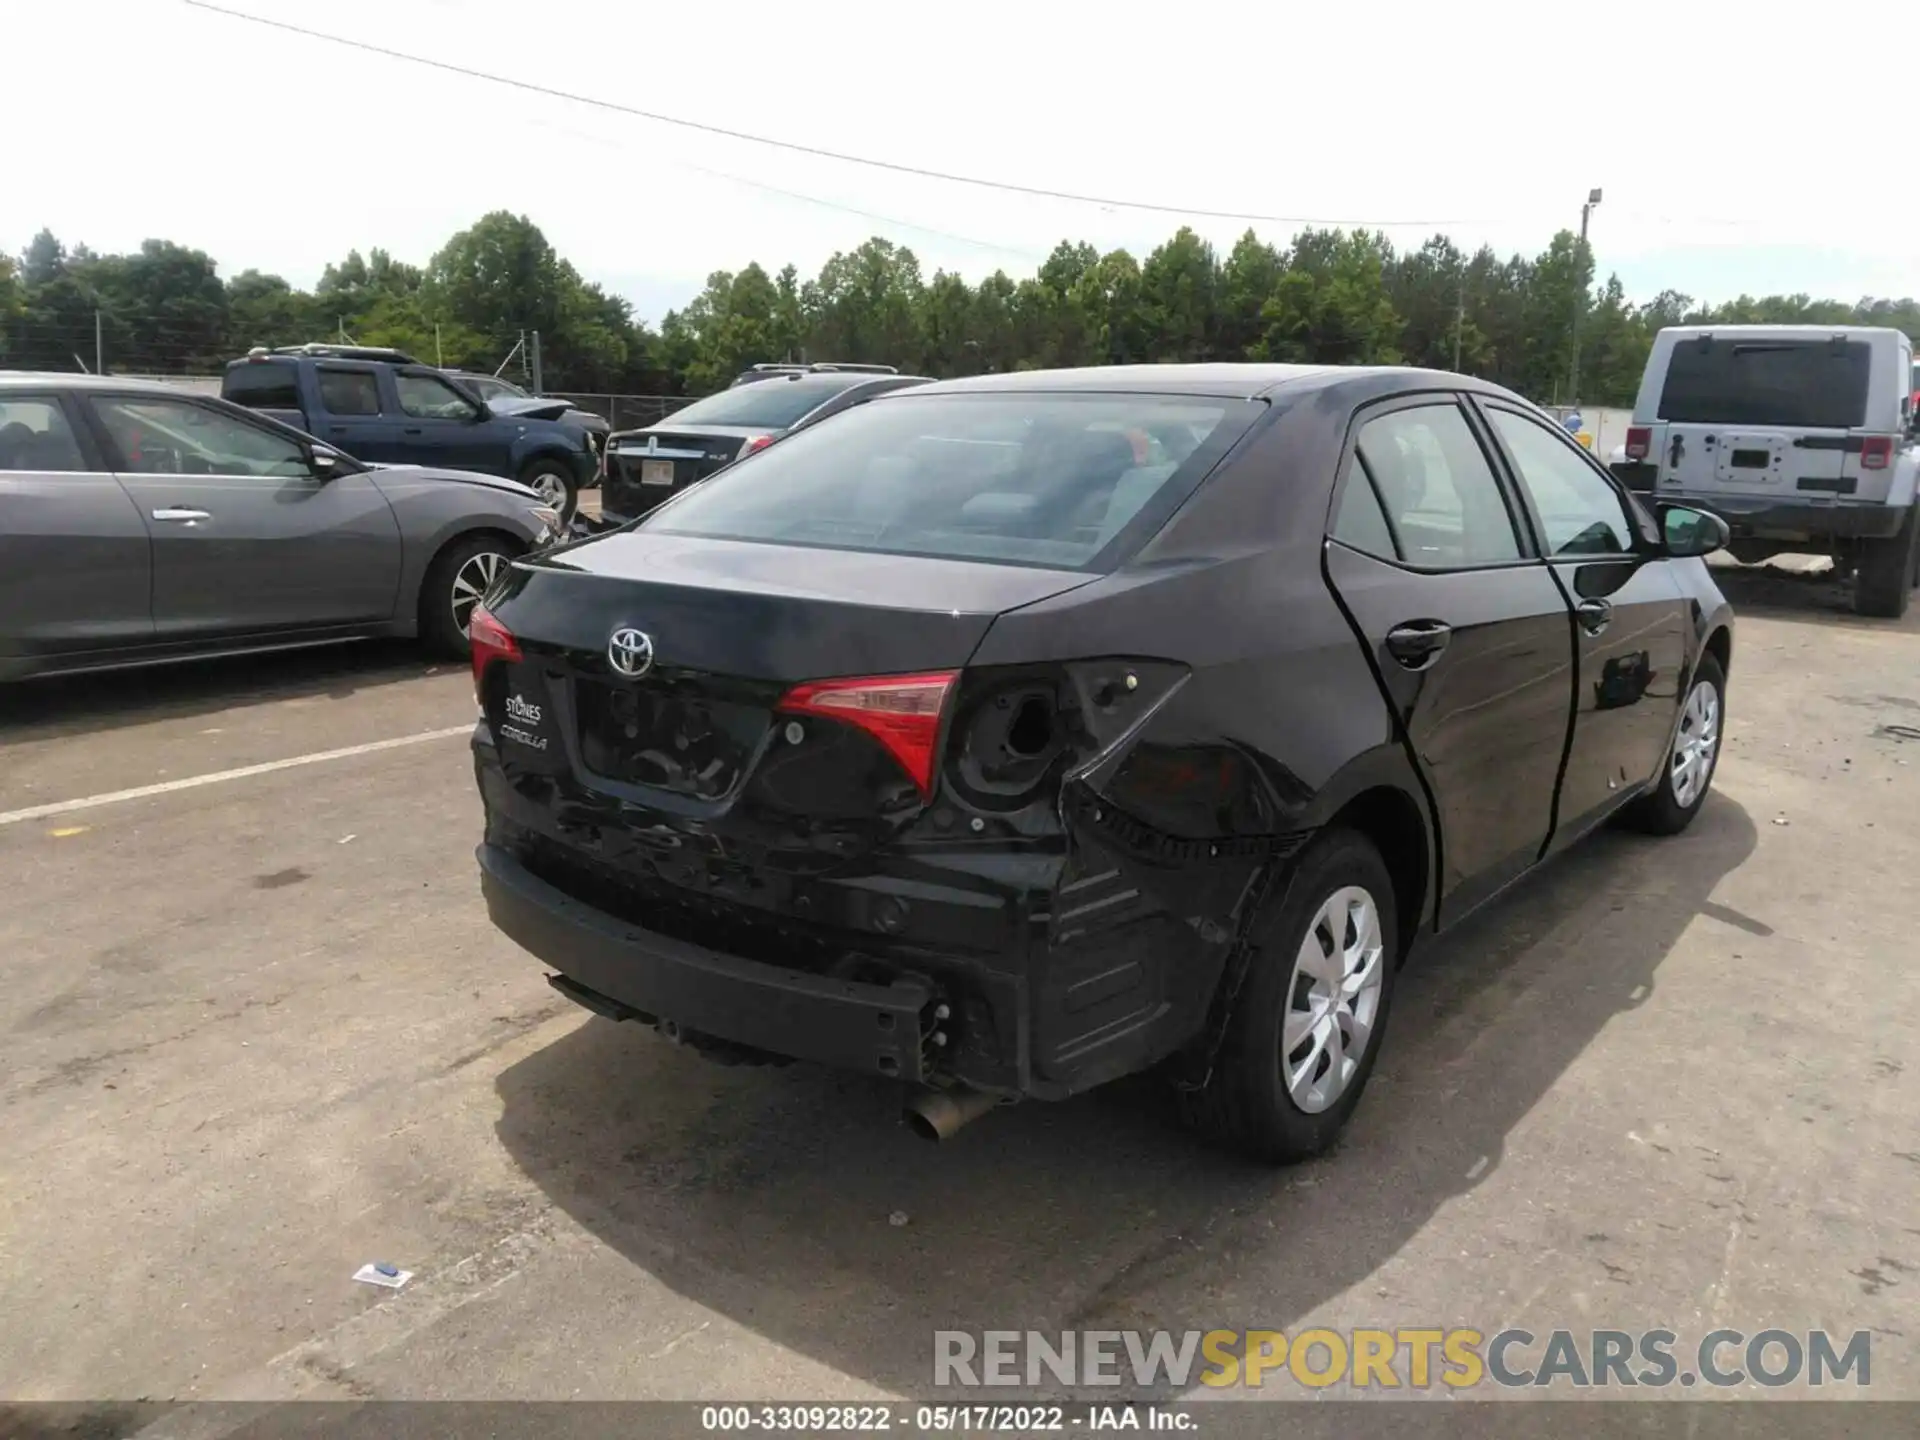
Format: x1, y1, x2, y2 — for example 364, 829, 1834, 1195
1861, 435, 1894, 471
469, 603, 520, 697
1625, 426, 1652, 461
741, 434, 775, 457
778, 670, 958, 800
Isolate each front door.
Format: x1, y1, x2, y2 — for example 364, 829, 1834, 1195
1479, 402, 1691, 840
85, 394, 403, 640
1323, 396, 1576, 924
388, 369, 511, 475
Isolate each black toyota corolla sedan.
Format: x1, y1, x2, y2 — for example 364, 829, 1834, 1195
469, 364, 1734, 1162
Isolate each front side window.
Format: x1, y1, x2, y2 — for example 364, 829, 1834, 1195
1488, 409, 1634, 557
642, 392, 1259, 570
0, 397, 88, 473
1354, 403, 1522, 568
91, 398, 311, 478
317, 367, 381, 417
395, 373, 478, 420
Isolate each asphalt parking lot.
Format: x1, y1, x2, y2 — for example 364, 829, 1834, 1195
3, 559, 1917, 1407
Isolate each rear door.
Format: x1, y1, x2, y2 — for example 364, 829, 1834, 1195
0, 392, 154, 663
1478, 401, 1690, 840
1322, 395, 1576, 924
84, 394, 403, 639
308, 364, 396, 461
1655, 335, 1869, 502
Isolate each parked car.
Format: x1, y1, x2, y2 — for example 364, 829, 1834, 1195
222, 345, 598, 520
729, 361, 903, 389
1612, 325, 1920, 615
469, 363, 1735, 1161
0, 374, 561, 681
599, 367, 931, 524
443, 370, 611, 469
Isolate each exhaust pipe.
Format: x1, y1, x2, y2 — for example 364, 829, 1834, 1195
903, 1085, 1002, 1141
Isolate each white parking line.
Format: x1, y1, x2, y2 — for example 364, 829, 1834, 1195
0, 725, 473, 828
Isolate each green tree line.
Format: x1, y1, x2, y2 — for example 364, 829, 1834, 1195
4, 211, 1915, 406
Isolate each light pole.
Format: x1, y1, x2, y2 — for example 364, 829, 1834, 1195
1567, 187, 1602, 405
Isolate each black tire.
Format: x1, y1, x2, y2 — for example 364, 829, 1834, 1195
1177, 829, 1399, 1164
519, 458, 579, 523
1621, 651, 1726, 836
1852, 504, 1918, 618
419, 534, 520, 659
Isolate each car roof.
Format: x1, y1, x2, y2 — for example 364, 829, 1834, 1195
1655, 324, 1906, 340
0, 372, 217, 398
904, 363, 1518, 402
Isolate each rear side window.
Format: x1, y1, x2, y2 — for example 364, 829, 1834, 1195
224, 361, 300, 410
1658, 339, 1870, 428
641, 392, 1259, 570
0, 397, 88, 472
317, 368, 381, 416
1330, 468, 1396, 560
1355, 404, 1522, 568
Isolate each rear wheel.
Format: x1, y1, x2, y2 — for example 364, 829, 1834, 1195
1852, 504, 1918, 617
520, 458, 578, 524
1177, 830, 1398, 1164
420, 534, 520, 658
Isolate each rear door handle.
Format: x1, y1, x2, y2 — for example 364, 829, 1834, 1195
403, 426, 424, 435
1575, 598, 1613, 635
1385, 620, 1452, 670
152, 507, 211, 523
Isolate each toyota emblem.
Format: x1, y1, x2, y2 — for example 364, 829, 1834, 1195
607, 627, 655, 679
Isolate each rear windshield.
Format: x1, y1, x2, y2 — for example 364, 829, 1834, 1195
659, 377, 870, 431
1658, 339, 1870, 428
638, 392, 1258, 570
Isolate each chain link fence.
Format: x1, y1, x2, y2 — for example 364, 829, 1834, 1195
544, 393, 703, 431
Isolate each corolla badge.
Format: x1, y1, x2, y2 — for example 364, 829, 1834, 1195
607, 627, 655, 679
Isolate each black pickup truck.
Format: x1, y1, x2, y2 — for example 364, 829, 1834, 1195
223, 345, 598, 517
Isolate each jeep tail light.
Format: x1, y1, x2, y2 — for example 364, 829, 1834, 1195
778, 671, 958, 800
1861, 435, 1894, 471
741, 434, 775, 457
1625, 426, 1652, 462
469, 604, 520, 698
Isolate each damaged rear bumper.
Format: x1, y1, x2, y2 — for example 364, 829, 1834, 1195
479, 843, 938, 1082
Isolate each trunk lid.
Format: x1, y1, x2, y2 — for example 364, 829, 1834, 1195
602, 425, 764, 520
484, 530, 1093, 811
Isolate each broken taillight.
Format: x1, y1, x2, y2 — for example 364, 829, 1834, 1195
1625, 426, 1652, 461
778, 671, 958, 800
468, 604, 521, 699
1861, 435, 1894, 471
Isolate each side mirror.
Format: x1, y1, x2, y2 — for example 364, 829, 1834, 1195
309, 446, 342, 479
1659, 503, 1729, 558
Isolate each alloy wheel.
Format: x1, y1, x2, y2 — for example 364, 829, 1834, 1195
1670, 678, 1721, 809
451, 549, 508, 637
1283, 885, 1386, 1114
530, 471, 569, 508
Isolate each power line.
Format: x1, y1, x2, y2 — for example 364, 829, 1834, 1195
180, 0, 1464, 231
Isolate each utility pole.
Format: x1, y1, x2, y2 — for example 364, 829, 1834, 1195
529, 330, 543, 394
1567, 187, 1602, 406
434, 323, 443, 369
1452, 268, 1465, 372
94, 309, 103, 377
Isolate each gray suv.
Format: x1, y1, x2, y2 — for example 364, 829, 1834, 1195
0, 374, 562, 681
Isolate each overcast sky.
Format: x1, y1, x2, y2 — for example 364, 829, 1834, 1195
7, 0, 1912, 322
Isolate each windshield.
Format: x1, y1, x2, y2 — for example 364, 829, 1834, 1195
640, 392, 1258, 570
659, 378, 868, 431
1658, 339, 1870, 428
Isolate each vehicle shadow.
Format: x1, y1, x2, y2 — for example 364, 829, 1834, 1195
494, 795, 1757, 1400
1708, 557, 1920, 632
0, 640, 442, 739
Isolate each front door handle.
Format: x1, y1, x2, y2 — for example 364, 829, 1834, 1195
1385, 619, 1452, 671
403, 426, 424, 436
152, 507, 211, 523
1575, 598, 1613, 635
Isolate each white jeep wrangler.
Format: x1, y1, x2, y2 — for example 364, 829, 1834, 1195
1612, 325, 1920, 616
